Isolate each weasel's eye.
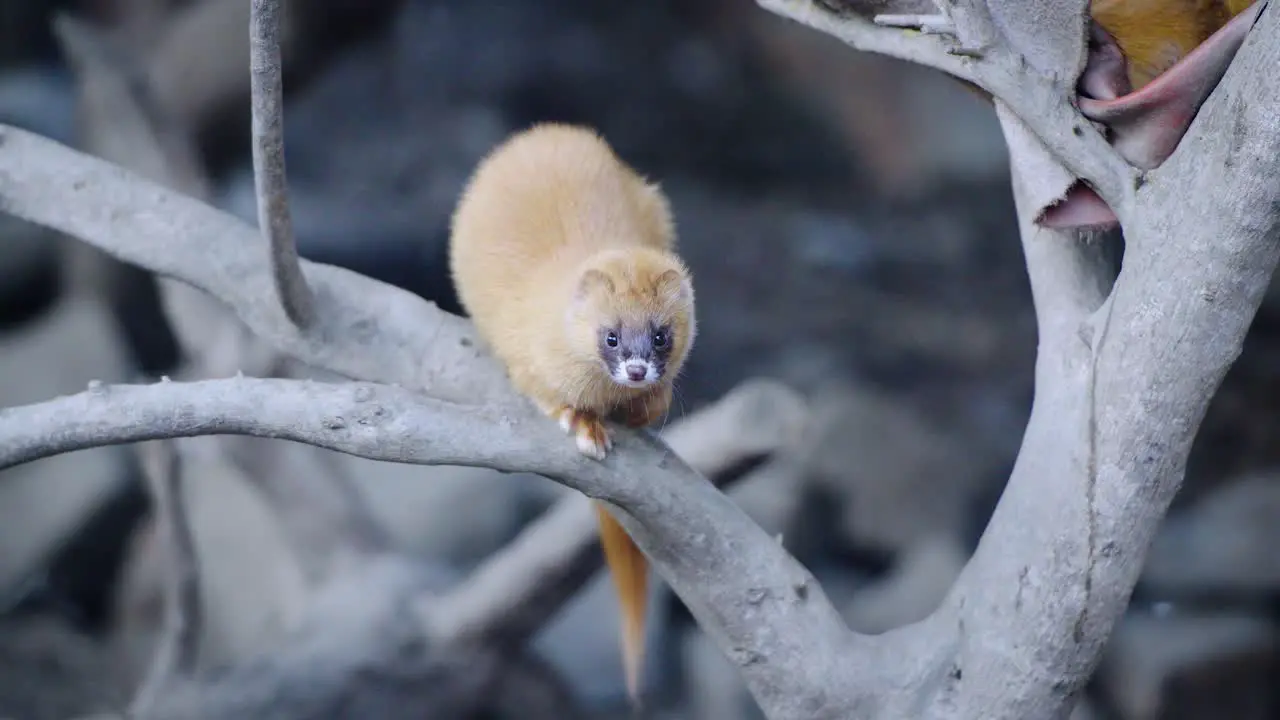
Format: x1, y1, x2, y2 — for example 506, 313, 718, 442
605, 331, 619, 348
653, 330, 668, 347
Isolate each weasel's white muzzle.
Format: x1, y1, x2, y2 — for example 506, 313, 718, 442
614, 359, 658, 388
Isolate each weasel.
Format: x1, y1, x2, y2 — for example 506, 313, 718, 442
935, 0, 1260, 229
1037, 0, 1260, 228
1090, 0, 1256, 89
447, 122, 696, 703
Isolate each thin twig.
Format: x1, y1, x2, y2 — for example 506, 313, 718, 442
874, 14, 956, 34
0, 124, 489, 404
57, 7, 385, 588
249, 0, 314, 327
130, 438, 202, 714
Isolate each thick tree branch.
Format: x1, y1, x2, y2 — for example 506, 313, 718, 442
859, 5, 1280, 719
726, 1, 1280, 718
0, 378, 527, 471
249, 0, 314, 327
0, 372, 850, 716
426, 378, 811, 649
0, 375, 808, 718
0, 124, 490, 403
757, 0, 1137, 220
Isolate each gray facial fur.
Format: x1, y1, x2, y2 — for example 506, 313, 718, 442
598, 321, 673, 387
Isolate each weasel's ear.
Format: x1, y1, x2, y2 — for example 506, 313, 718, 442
1079, 3, 1263, 170
576, 268, 615, 301
654, 268, 692, 304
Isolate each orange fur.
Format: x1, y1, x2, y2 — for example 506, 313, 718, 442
448, 122, 696, 704
1091, 0, 1255, 88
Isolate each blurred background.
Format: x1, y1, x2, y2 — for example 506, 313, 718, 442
2, 0, 1279, 718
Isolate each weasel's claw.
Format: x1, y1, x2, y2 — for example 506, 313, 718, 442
575, 426, 611, 460
549, 406, 612, 460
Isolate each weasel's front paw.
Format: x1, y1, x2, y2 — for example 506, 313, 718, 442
549, 406, 612, 460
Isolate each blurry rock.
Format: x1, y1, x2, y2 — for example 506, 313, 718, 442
0, 616, 126, 720
844, 534, 967, 634
533, 569, 670, 710
1143, 473, 1280, 595
142, 0, 401, 137
1098, 612, 1280, 720
680, 625, 763, 720
803, 381, 993, 553
0, 296, 130, 603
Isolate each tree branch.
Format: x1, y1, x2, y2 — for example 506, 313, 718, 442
850, 4, 1280, 718
129, 438, 202, 716
15, 5, 849, 718
425, 378, 811, 649
0, 377, 522, 471
11, 1, 1270, 715
55, 8, 388, 588
0, 123, 489, 403
249, 0, 314, 328
0, 376, 807, 718
757, 0, 1137, 220
0, 373, 851, 716
49, 13, 824, 713
732, 1, 1280, 718
757, 0, 977, 79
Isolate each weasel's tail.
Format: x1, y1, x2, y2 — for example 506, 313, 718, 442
594, 501, 648, 706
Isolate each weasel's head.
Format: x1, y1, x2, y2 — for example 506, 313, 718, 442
568, 248, 696, 390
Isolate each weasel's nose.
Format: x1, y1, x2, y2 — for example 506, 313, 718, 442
626, 365, 646, 382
